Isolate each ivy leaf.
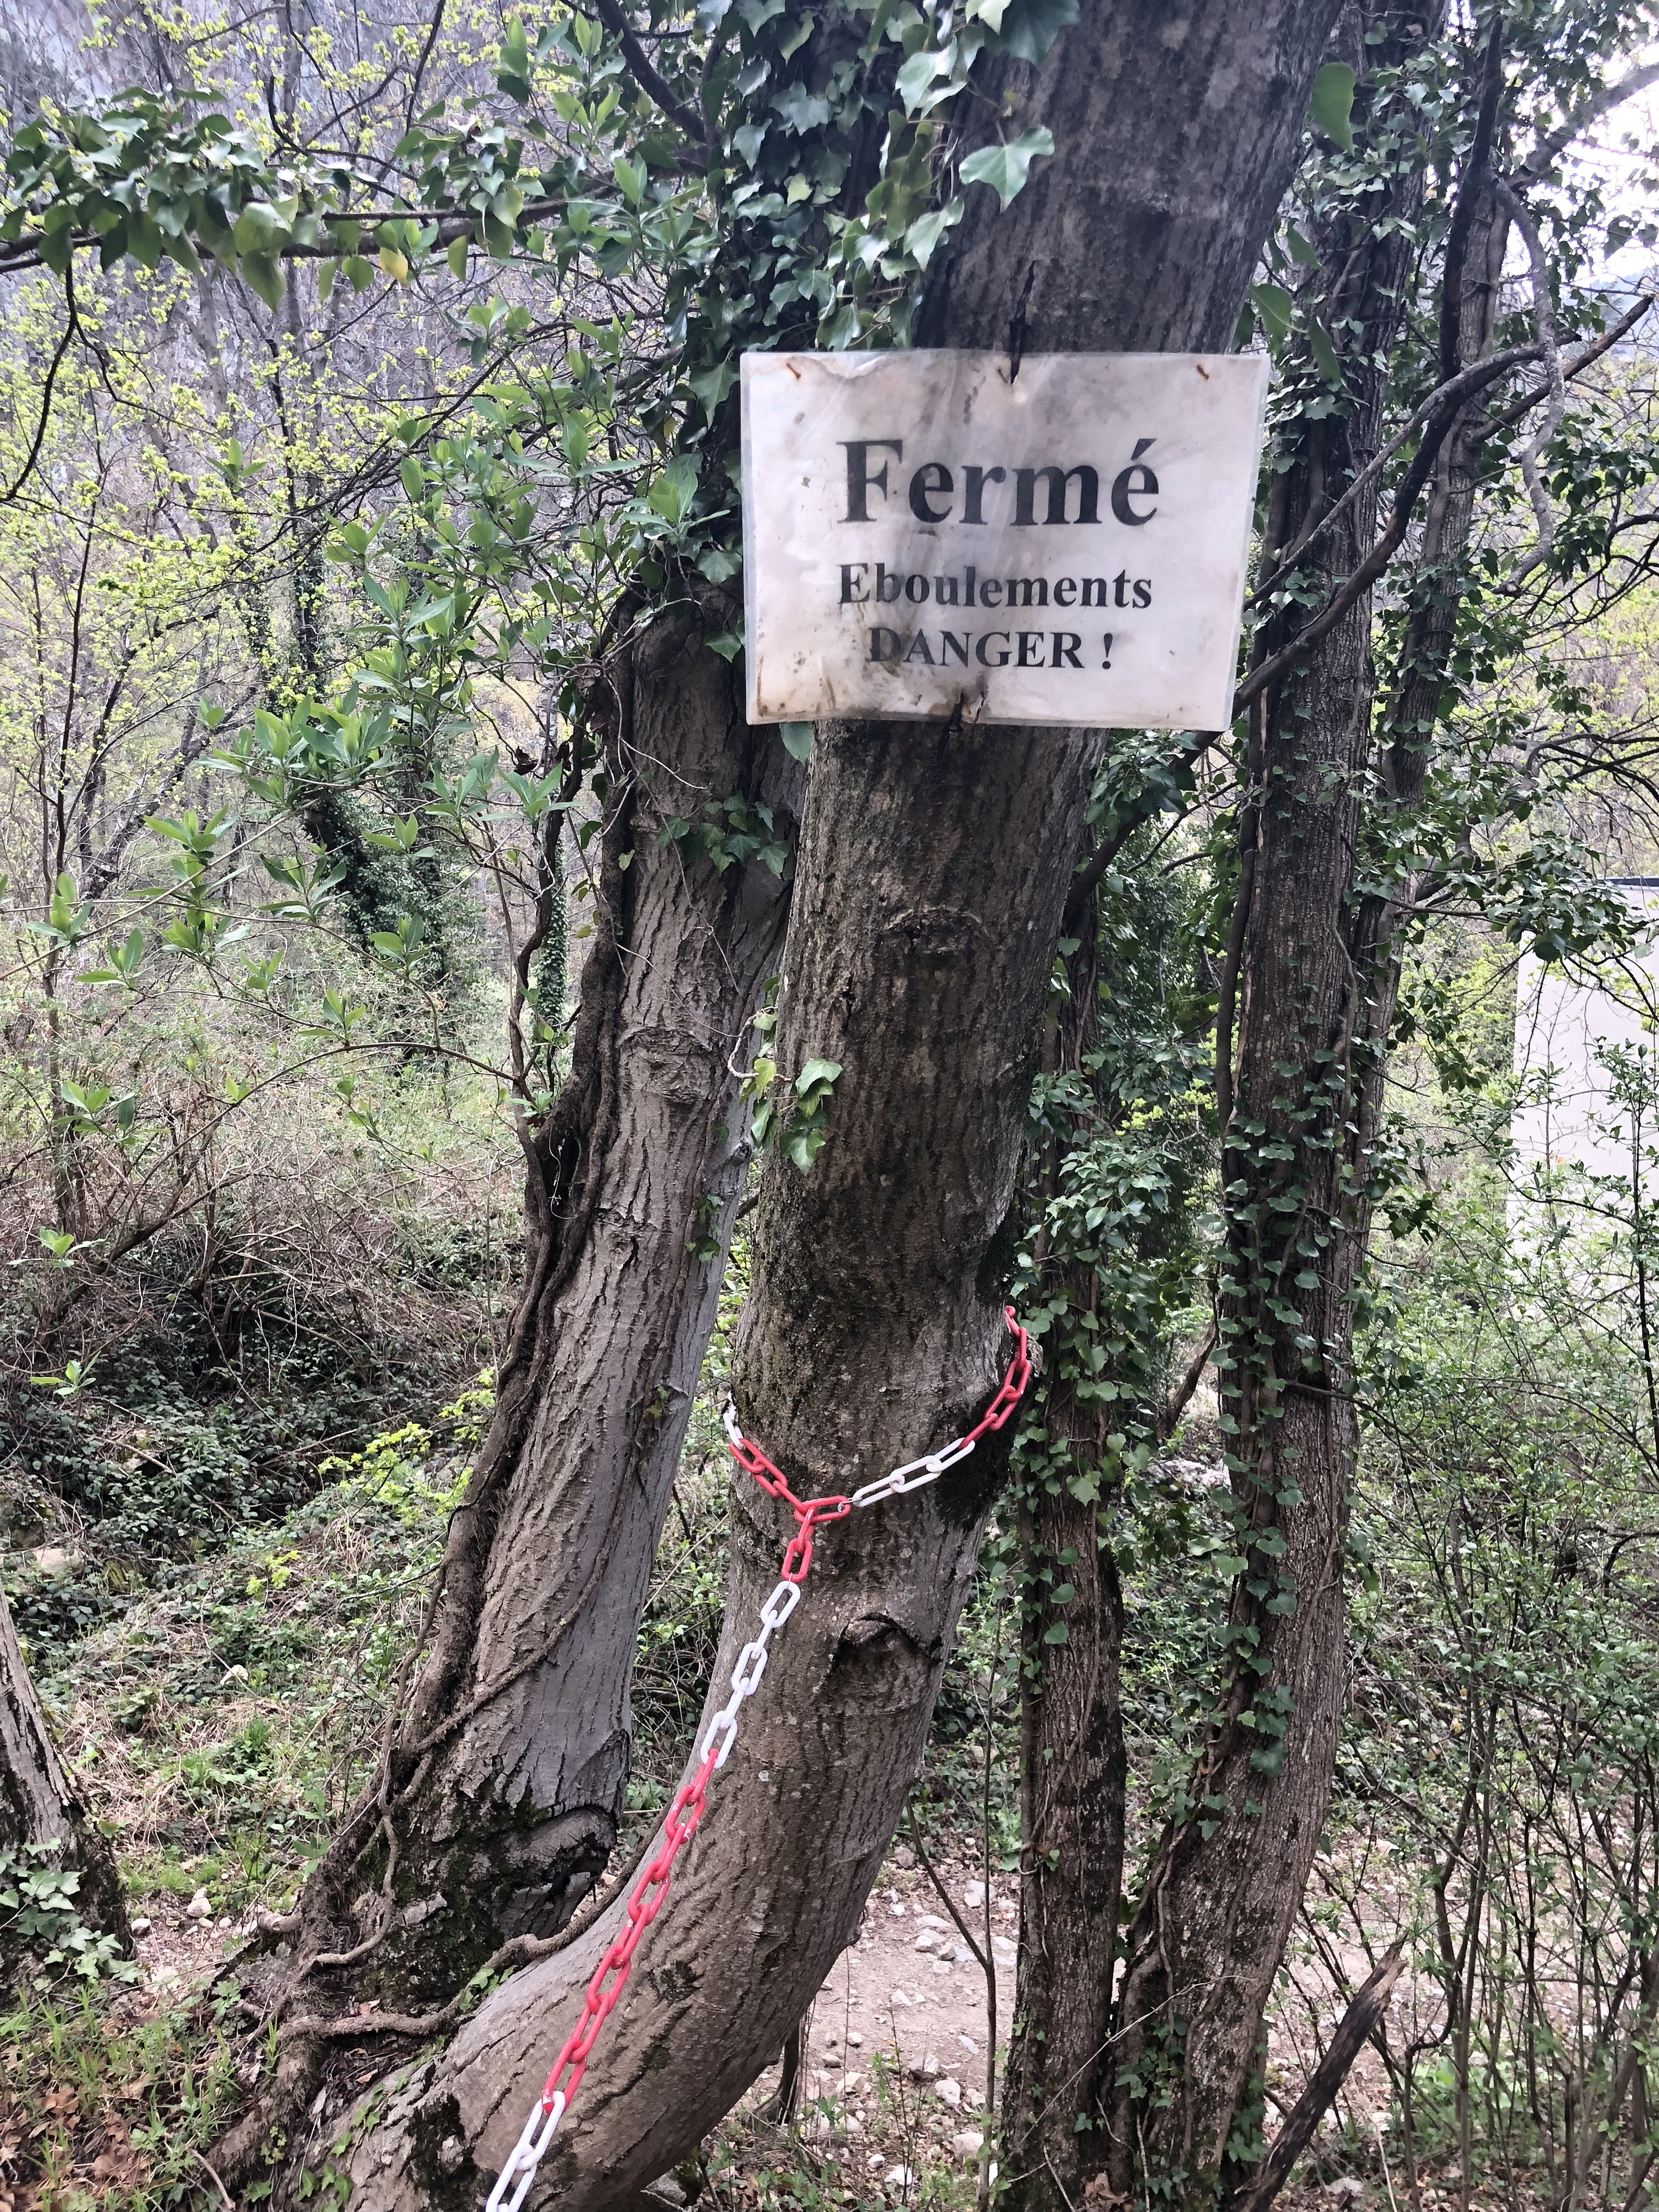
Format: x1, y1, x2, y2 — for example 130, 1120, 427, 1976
1308, 61, 1355, 152
895, 46, 952, 115
905, 200, 962, 270
1250, 281, 1294, 346
1307, 321, 1343, 385
706, 629, 744, 662
772, 83, 831, 134
991, 0, 1078, 65
959, 126, 1054, 210
688, 359, 737, 420
779, 721, 813, 763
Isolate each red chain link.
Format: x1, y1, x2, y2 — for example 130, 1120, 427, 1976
488, 1308, 1032, 2212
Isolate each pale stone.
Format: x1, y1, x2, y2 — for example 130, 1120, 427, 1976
847, 2031, 864, 2047
185, 1888, 212, 1920
909, 2052, 941, 2080
129, 1916, 151, 1937
963, 1881, 987, 1907
914, 1930, 939, 1953
954, 2130, 986, 2161
742, 349, 1267, 732
886, 2166, 916, 2189
936, 2078, 963, 2109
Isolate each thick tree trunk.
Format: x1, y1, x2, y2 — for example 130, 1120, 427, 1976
294, 7, 1340, 2206
0, 1580, 129, 1970
1105, 19, 1447, 2206
226, 583, 802, 2146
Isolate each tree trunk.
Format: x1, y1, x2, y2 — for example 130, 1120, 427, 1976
1105, 18, 1448, 2206
294, 7, 1340, 2205
0, 1580, 129, 1972
223, 583, 802, 2156
1000, 905, 1131, 2212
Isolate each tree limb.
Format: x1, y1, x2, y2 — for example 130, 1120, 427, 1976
587, 0, 710, 142
1222, 1947, 1405, 2212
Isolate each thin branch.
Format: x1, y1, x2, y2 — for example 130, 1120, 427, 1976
587, 0, 710, 142
1477, 290, 1655, 442
1160, 1316, 1217, 1440
1515, 58, 1659, 187
1223, 1948, 1405, 2212
2, 286, 76, 504
904, 1808, 990, 1974
1495, 179, 1566, 587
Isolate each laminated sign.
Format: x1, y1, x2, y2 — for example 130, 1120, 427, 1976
740, 349, 1267, 733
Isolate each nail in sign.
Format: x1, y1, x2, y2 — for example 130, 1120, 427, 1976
740, 350, 1267, 733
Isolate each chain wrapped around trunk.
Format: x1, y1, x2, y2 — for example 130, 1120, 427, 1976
484, 1307, 1032, 2212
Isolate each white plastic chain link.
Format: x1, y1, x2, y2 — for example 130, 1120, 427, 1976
721, 1396, 980, 1513
486, 2090, 566, 2212
698, 1571, 801, 1769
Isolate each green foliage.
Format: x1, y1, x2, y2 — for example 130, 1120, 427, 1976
0, 1843, 137, 1988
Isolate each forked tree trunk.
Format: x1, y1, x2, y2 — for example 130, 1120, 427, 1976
1105, 17, 1449, 2205
0, 1581, 129, 1969
221, 585, 803, 2170
297, 7, 1340, 2205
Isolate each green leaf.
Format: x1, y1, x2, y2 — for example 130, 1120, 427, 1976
647, 452, 700, 525
959, 127, 1055, 211
905, 200, 962, 269
240, 251, 285, 311
399, 456, 424, 500
992, 0, 1077, 65
796, 1057, 841, 1092
498, 15, 533, 100
232, 201, 289, 255
706, 628, 743, 662
1307, 321, 1343, 385
447, 234, 469, 279
1250, 281, 1294, 346
779, 721, 813, 763
1308, 61, 1355, 152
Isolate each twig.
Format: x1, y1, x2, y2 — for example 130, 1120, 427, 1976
903, 1810, 990, 1973
190, 2148, 235, 2211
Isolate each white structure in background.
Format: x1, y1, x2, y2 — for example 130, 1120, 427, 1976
1512, 881, 1659, 1182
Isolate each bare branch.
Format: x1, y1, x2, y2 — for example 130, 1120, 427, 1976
1515, 58, 1659, 187
1495, 180, 1567, 587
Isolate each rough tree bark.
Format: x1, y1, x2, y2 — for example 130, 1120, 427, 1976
1104, 17, 1452, 2208
999, 894, 1132, 2212
0, 1581, 129, 1968
284, 7, 1342, 2206
221, 585, 804, 2178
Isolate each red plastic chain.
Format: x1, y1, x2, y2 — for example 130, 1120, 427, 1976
485, 1308, 1032, 2212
